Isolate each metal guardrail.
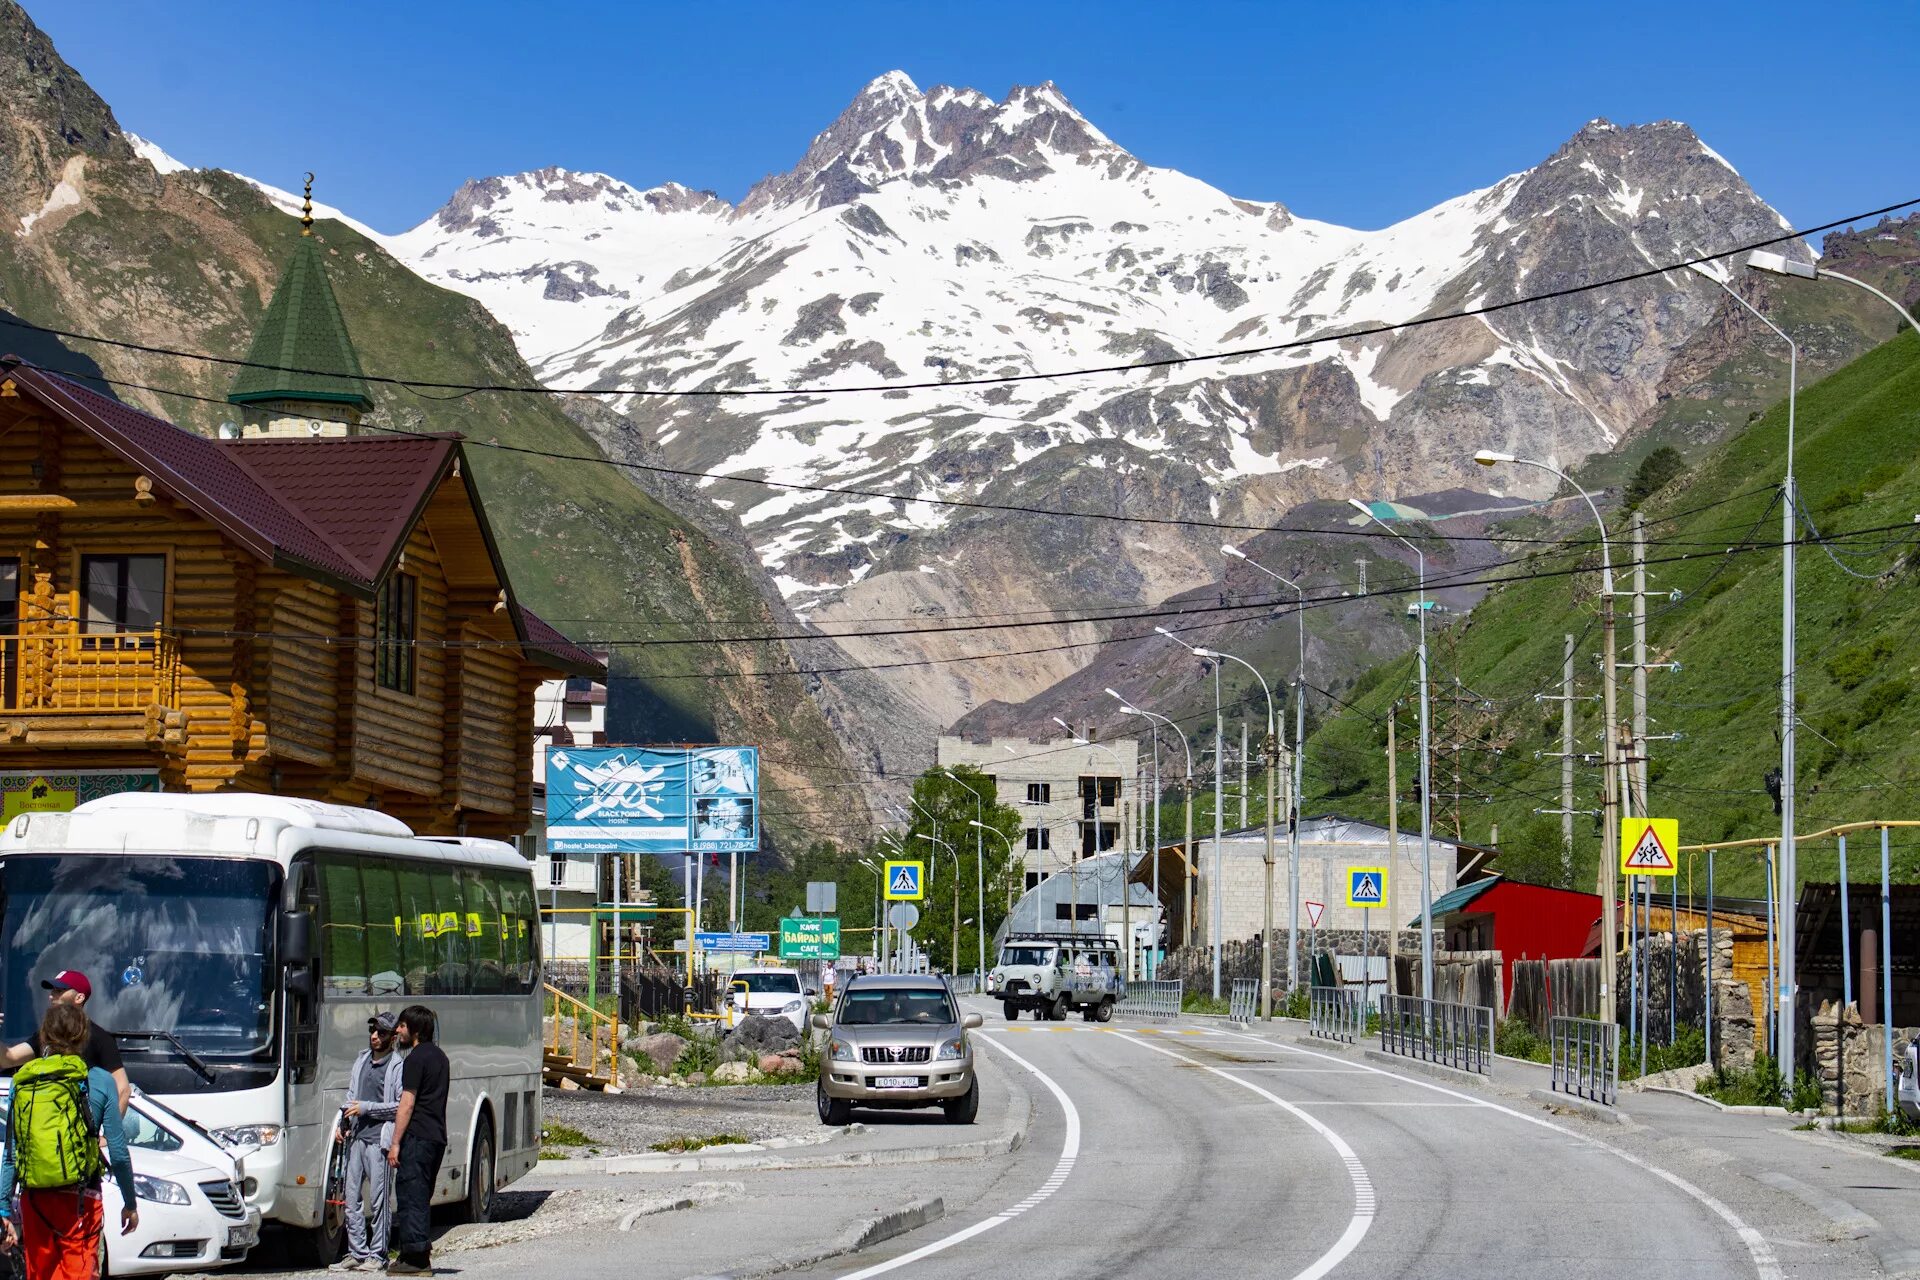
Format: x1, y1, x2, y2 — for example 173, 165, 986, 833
949, 973, 979, 996
1309, 985, 1365, 1043
1124, 979, 1182, 1019
1228, 978, 1260, 1023
1378, 994, 1494, 1076
1550, 1016, 1618, 1106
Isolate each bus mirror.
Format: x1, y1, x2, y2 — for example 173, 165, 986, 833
279, 912, 314, 967
285, 969, 314, 999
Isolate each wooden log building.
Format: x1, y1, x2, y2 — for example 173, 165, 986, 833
0, 203, 600, 839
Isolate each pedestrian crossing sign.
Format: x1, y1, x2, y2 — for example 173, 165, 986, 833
1619, 818, 1679, 876
884, 860, 925, 901
1346, 866, 1388, 909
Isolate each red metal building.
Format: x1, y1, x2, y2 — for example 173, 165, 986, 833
1427, 877, 1603, 1005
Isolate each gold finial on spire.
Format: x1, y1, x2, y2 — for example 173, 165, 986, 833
300, 172, 315, 236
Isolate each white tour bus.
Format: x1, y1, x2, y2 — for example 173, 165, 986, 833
0, 793, 542, 1264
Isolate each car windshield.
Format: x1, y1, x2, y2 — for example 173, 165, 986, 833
736, 973, 801, 995
1001, 946, 1055, 967
0, 855, 277, 1058
838, 988, 955, 1026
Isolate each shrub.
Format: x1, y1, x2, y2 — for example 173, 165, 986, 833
1495, 1017, 1550, 1063
1624, 446, 1687, 507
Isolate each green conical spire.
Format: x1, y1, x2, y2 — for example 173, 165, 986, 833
227, 176, 372, 410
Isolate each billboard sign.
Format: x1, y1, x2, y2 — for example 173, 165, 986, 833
779, 917, 841, 961
544, 745, 759, 855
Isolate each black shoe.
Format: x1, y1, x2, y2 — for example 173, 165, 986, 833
386, 1261, 431, 1275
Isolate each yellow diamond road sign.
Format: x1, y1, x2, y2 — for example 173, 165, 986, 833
1619, 818, 1679, 876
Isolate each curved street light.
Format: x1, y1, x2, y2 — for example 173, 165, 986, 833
1471, 452, 1617, 1026
1052, 717, 1140, 978
916, 831, 962, 978
1154, 625, 1229, 998
1109, 688, 1193, 971
1224, 544, 1310, 996
1346, 496, 1435, 1007
934, 765, 989, 986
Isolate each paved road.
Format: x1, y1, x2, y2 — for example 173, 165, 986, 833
232, 1003, 1895, 1279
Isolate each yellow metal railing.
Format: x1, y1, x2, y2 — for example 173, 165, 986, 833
543, 982, 619, 1088
0, 628, 179, 713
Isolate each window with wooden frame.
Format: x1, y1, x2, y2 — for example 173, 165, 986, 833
79, 554, 165, 646
375, 572, 418, 694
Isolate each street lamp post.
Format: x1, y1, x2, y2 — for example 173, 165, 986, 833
1345, 498, 1435, 1006
1224, 544, 1310, 995
1469, 454, 1619, 1027
1738, 249, 1919, 1077
916, 832, 961, 977
1052, 718, 1137, 979
1110, 690, 1193, 974
935, 767, 989, 987
858, 858, 883, 969
1155, 628, 1243, 1001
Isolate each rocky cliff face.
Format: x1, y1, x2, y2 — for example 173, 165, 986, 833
386, 74, 1842, 737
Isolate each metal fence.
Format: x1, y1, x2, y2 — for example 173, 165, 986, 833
1229, 978, 1261, 1023
949, 973, 979, 996
1549, 1016, 1618, 1107
1125, 979, 1182, 1019
1309, 985, 1366, 1044
1378, 994, 1494, 1076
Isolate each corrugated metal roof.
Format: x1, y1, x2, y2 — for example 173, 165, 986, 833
1423, 878, 1500, 920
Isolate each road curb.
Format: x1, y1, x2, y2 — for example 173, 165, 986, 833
686, 1196, 947, 1280
1524, 1087, 1628, 1125
1361, 1049, 1492, 1091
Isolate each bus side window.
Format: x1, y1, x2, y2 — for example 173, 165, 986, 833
396, 863, 437, 996
430, 867, 468, 995
465, 870, 505, 995
360, 859, 405, 996
318, 856, 368, 996
501, 872, 537, 993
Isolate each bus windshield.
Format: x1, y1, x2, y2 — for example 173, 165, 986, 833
0, 855, 277, 1062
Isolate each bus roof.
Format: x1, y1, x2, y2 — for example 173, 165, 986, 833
3, 793, 527, 869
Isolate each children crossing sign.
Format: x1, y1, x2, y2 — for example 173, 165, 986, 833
1619, 818, 1679, 876
1345, 866, 1389, 909
883, 860, 925, 900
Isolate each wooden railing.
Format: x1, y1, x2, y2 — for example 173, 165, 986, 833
0, 629, 179, 713
543, 983, 620, 1089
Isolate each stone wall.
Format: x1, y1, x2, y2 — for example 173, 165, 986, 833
1809, 1001, 1920, 1115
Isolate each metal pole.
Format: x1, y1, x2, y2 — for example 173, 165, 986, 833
1292, 636, 1306, 998
1706, 849, 1716, 1070
1599, 564, 1621, 1028
1240, 720, 1249, 828
1882, 826, 1895, 1116
1414, 552, 1434, 1006
1152, 735, 1161, 978
1213, 661, 1224, 1000
612, 848, 623, 1008
1669, 869, 1678, 1045
1386, 704, 1399, 996
1263, 715, 1276, 1020
1764, 844, 1776, 1063
1561, 634, 1575, 886
1839, 834, 1852, 1013
1122, 792, 1133, 983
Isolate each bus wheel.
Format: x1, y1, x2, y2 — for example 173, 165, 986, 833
454, 1114, 495, 1225
285, 1214, 345, 1269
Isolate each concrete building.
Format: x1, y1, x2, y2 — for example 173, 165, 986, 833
936, 734, 1140, 890
995, 850, 1164, 973
1161, 815, 1483, 948
528, 674, 609, 963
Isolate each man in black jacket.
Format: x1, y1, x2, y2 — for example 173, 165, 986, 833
385, 1006, 449, 1276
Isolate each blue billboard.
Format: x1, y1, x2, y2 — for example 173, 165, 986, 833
544, 745, 759, 855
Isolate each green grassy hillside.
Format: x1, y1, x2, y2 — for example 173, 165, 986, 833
1294, 329, 1920, 896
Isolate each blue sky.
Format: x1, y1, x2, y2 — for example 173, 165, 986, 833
34, 0, 1920, 236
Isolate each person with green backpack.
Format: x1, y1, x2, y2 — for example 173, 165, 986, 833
0, 1002, 137, 1280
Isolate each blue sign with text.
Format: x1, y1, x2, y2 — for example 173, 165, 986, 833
545, 745, 759, 855
695, 931, 770, 954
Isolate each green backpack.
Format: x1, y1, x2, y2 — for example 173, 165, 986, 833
9, 1054, 102, 1190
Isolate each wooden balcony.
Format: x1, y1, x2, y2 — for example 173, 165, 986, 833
0, 629, 184, 749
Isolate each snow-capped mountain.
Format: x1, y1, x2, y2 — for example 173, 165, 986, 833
381, 73, 1804, 726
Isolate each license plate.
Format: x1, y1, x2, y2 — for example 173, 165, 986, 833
227, 1224, 257, 1248
873, 1076, 920, 1089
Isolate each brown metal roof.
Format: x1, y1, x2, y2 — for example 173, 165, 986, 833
4, 359, 604, 680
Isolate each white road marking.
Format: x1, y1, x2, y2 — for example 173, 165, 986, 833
828, 1033, 1079, 1279
1212, 1027, 1784, 1280
1114, 1032, 1374, 1280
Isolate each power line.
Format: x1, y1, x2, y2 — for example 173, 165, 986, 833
5, 198, 1913, 399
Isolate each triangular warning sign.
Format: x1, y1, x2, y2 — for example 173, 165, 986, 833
889, 866, 918, 894
1623, 826, 1675, 872
1304, 901, 1325, 928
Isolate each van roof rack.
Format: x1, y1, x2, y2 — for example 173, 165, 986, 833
1003, 932, 1119, 948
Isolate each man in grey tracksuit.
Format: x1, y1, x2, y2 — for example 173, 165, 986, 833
335, 1011, 406, 1271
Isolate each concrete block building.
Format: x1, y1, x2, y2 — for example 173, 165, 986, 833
935, 734, 1139, 891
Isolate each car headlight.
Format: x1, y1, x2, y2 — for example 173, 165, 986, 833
132, 1174, 191, 1205
829, 1038, 856, 1062
781, 999, 807, 1014
209, 1124, 283, 1149
936, 1037, 966, 1061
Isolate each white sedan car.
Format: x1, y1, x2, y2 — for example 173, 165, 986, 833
722, 967, 816, 1036
1, 1085, 260, 1276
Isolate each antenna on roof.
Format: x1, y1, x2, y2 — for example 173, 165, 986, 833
300, 172, 315, 236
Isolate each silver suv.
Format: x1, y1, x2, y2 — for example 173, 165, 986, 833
814, 975, 982, 1125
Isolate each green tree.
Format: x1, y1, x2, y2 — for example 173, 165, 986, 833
1624, 446, 1686, 508
893, 766, 1023, 975
1494, 815, 1570, 887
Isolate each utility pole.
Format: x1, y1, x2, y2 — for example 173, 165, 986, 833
1386, 703, 1399, 996
1239, 720, 1249, 828
1213, 662, 1225, 999
1562, 634, 1576, 885
1599, 570, 1621, 1029
1120, 791, 1132, 982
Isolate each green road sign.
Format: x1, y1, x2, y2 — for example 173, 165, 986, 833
779, 917, 841, 961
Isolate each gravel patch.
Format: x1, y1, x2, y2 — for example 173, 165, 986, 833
542, 1083, 819, 1157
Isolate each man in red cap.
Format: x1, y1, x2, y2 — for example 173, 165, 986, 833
2, 970, 130, 1114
